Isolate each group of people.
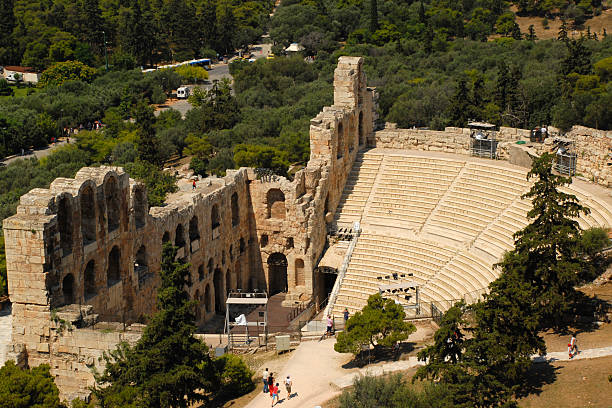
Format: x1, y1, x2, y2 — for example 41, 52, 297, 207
262, 368, 293, 407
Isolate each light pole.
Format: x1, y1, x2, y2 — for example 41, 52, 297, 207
103, 30, 109, 71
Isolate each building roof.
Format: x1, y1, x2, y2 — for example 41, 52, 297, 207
3, 66, 38, 73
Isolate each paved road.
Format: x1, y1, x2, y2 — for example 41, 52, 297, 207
1, 140, 67, 165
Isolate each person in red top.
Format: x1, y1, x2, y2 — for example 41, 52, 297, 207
270, 383, 280, 406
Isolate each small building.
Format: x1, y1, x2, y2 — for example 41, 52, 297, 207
285, 43, 305, 54
2, 66, 41, 84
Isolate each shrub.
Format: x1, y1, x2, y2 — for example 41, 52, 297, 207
214, 354, 255, 399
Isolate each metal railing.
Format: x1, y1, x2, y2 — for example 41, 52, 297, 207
324, 226, 361, 317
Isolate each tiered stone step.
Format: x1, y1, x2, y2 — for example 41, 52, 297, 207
365, 155, 464, 229
334, 152, 383, 227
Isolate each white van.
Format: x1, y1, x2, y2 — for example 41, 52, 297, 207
177, 86, 190, 99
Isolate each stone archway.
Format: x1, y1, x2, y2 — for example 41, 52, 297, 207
267, 253, 288, 296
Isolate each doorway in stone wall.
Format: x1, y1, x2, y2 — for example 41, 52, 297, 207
267, 253, 288, 295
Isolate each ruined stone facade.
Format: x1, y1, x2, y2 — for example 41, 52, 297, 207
2, 56, 375, 400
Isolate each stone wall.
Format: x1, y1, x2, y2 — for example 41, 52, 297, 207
2, 56, 376, 400
374, 124, 612, 188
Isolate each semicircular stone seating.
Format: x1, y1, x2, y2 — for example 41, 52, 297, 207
331, 150, 612, 318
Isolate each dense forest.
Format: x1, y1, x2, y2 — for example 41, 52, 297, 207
0, 0, 275, 70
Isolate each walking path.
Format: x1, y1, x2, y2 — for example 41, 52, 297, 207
243, 335, 612, 408
1, 140, 67, 165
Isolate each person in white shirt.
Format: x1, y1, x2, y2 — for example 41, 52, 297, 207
285, 375, 292, 398
263, 368, 270, 393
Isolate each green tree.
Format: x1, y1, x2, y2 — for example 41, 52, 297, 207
0, 361, 64, 408
0, 79, 14, 97
369, 0, 379, 33
39, 61, 97, 88
93, 243, 217, 407
561, 37, 592, 76
174, 66, 209, 83
447, 77, 470, 127
334, 293, 416, 355
213, 354, 255, 399
510, 153, 589, 327
187, 78, 239, 131
132, 101, 160, 165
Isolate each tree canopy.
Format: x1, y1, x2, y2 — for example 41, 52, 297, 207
0, 361, 64, 408
334, 293, 416, 355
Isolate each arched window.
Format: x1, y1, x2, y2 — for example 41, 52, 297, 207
236, 262, 242, 289
229, 245, 234, 261
295, 258, 305, 286
84, 260, 96, 299
175, 224, 185, 248
359, 111, 365, 145
135, 245, 147, 282
226, 269, 232, 292
106, 177, 121, 233
81, 186, 96, 244
208, 258, 214, 276
189, 216, 200, 241
231, 193, 240, 227
107, 246, 121, 286
213, 268, 224, 313
194, 289, 202, 321
162, 231, 170, 244
205, 284, 211, 313
211, 204, 220, 229
239, 238, 246, 254
62, 273, 75, 304
134, 188, 146, 228
198, 265, 204, 281
260, 234, 268, 247
57, 196, 73, 255
337, 121, 344, 159
267, 189, 285, 219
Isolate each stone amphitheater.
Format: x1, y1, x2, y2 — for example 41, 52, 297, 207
1, 56, 611, 400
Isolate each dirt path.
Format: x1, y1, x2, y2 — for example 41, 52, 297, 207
244, 337, 356, 408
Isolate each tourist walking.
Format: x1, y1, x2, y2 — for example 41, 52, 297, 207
285, 375, 292, 399
570, 334, 578, 357
268, 372, 274, 394
343, 308, 349, 325
262, 367, 269, 393
326, 315, 333, 337
192, 179, 197, 190
271, 382, 280, 406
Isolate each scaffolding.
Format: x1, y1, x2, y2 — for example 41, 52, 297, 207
555, 150, 577, 176
378, 281, 421, 316
225, 291, 268, 351
553, 139, 577, 176
468, 121, 498, 159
